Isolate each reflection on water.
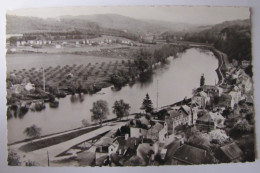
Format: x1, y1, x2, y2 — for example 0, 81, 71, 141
7, 48, 218, 144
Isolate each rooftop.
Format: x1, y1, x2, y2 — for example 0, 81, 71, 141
172, 144, 209, 165
220, 142, 243, 161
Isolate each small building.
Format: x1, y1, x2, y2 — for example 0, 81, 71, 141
24, 82, 35, 91
209, 111, 226, 128
160, 149, 167, 160
228, 86, 242, 109
219, 142, 243, 162
129, 117, 150, 138
192, 91, 210, 109
147, 121, 168, 143
196, 111, 216, 132
95, 146, 109, 160
172, 144, 214, 165
55, 44, 62, 49
201, 85, 220, 97
168, 105, 198, 132
130, 127, 148, 138
16, 41, 21, 47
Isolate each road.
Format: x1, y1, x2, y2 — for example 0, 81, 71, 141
213, 49, 226, 86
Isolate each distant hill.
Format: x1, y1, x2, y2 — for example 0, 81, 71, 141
6, 15, 101, 34
141, 19, 200, 32
62, 14, 171, 34
6, 14, 201, 35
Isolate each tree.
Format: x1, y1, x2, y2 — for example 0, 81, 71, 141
90, 100, 109, 126
8, 150, 21, 166
200, 74, 205, 86
82, 119, 89, 127
24, 124, 41, 139
141, 93, 153, 114
209, 129, 230, 145
113, 99, 131, 120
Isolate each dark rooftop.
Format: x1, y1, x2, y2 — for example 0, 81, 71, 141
172, 144, 210, 165
220, 142, 243, 162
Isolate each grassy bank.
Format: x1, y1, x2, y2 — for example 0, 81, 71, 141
19, 126, 101, 152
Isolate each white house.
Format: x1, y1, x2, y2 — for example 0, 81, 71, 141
16, 41, 21, 46
228, 86, 242, 109
209, 111, 226, 128
130, 127, 147, 138
25, 82, 35, 91
55, 44, 62, 49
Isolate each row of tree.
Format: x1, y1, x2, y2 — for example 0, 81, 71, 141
90, 93, 154, 125
110, 45, 188, 88
23, 93, 154, 139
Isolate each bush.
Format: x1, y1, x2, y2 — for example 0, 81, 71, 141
8, 150, 21, 166
82, 119, 89, 127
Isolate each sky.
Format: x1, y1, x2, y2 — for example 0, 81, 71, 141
7, 6, 250, 25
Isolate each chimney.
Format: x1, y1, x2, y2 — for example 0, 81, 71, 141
100, 146, 102, 152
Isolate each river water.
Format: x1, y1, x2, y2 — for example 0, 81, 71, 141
7, 48, 218, 144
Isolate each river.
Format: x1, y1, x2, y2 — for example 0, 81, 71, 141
7, 48, 219, 144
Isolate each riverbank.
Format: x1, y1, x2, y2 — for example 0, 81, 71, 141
7, 46, 217, 144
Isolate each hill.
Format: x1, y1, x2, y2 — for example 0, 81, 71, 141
6, 14, 177, 35
62, 14, 170, 34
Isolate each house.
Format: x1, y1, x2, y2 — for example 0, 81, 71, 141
95, 146, 109, 160
228, 86, 242, 109
201, 85, 220, 97
192, 91, 210, 109
196, 111, 216, 132
160, 149, 167, 160
137, 138, 159, 162
168, 105, 198, 132
109, 136, 141, 165
21, 41, 26, 46
109, 136, 126, 156
24, 82, 35, 91
130, 127, 148, 138
129, 117, 150, 138
147, 121, 168, 143
16, 41, 21, 46
10, 84, 25, 94
219, 142, 243, 162
172, 144, 214, 165
209, 111, 226, 128
55, 44, 61, 49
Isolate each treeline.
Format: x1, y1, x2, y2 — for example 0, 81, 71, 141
110, 44, 188, 88
183, 23, 252, 63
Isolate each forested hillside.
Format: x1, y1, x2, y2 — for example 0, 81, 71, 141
183, 19, 252, 63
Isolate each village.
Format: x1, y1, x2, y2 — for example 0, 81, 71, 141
5, 7, 255, 167
7, 55, 255, 166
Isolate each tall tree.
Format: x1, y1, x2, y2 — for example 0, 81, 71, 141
90, 100, 109, 126
24, 124, 41, 139
113, 99, 131, 120
200, 74, 205, 87
141, 93, 153, 114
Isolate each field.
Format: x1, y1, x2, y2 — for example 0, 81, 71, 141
7, 55, 134, 96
